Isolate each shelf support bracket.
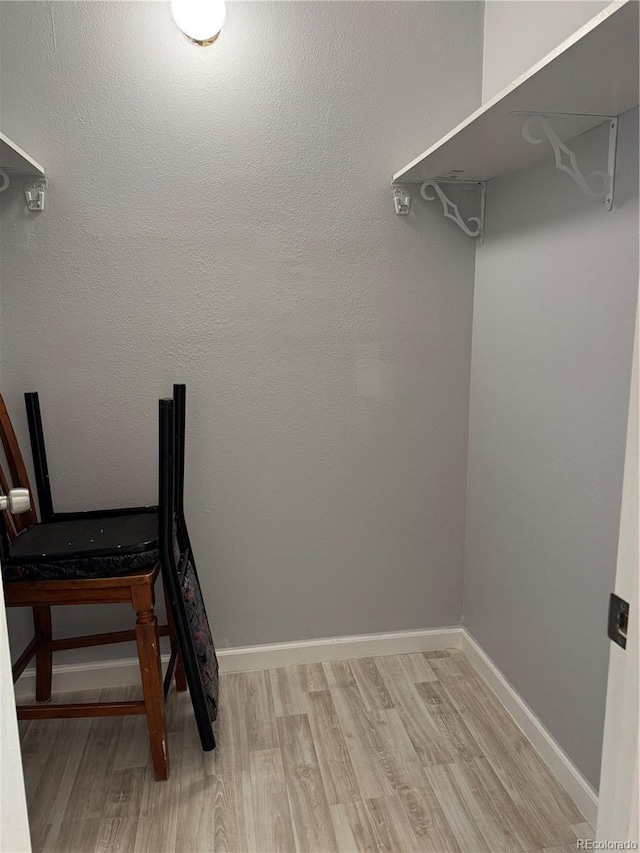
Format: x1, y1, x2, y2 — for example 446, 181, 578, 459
420, 181, 485, 240
392, 181, 485, 240
522, 114, 617, 210
392, 186, 411, 216
24, 179, 47, 212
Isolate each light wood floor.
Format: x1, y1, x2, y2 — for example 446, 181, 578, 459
18, 649, 593, 853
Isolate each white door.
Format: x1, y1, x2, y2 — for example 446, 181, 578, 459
597, 305, 639, 843
0, 582, 32, 853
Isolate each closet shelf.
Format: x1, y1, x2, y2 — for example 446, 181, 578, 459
393, 0, 639, 185
0, 131, 44, 177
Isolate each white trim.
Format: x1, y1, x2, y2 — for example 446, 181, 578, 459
13, 627, 462, 697
460, 627, 599, 828
0, 585, 31, 852
218, 627, 462, 672
596, 306, 639, 843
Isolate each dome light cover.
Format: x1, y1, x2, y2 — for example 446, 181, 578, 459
171, 0, 226, 46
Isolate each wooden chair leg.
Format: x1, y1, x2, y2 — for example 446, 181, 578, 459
163, 579, 187, 692
33, 605, 52, 702
133, 585, 169, 781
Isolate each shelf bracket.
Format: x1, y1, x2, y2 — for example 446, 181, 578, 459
420, 181, 486, 240
522, 114, 617, 210
392, 181, 486, 240
24, 178, 47, 212
392, 186, 411, 216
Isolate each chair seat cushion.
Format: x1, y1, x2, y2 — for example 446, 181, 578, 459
3, 512, 158, 582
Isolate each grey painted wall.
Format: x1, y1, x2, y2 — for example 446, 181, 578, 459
0, 2, 483, 661
465, 2, 639, 790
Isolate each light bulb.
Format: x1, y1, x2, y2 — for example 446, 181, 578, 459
171, 0, 226, 46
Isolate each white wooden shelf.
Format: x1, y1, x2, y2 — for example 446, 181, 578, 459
393, 0, 639, 184
0, 131, 44, 176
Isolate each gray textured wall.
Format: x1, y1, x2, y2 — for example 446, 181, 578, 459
0, 2, 483, 660
465, 2, 639, 790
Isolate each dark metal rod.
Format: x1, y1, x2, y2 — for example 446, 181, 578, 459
163, 648, 179, 700
24, 392, 54, 522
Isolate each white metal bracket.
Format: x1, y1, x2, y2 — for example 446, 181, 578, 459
392, 181, 486, 240
420, 180, 486, 241
0, 170, 10, 194
521, 113, 617, 210
24, 178, 47, 212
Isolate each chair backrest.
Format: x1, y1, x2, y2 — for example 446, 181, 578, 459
0, 394, 39, 536
172, 384, 190, 548
158, 395, 216, 751
24, 392, 54, 523
158, 397, 176, 559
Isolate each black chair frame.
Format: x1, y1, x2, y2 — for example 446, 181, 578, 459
159, 393, 215, 752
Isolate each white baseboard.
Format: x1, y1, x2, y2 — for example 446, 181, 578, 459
217, 626, 462, 672
12, 622, 598, 826
460, 627, 599, 827
13, 626, 462, 697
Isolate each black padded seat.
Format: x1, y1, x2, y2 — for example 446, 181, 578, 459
3, 511, 158, 582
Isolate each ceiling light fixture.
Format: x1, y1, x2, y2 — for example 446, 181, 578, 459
171, 0, 226, 46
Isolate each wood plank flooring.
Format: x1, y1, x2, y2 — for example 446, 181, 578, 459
18, 650, 592, 853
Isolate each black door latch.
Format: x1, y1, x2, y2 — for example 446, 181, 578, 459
608, 593, 630, 650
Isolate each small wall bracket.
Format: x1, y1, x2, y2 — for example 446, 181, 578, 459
521, 113, 618, 210
24, 178, 47, 212
0, 170, 10, 194
392, 186, 411, 215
